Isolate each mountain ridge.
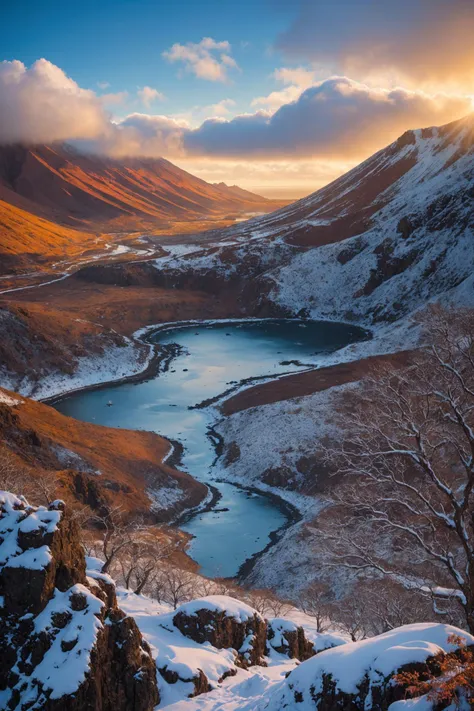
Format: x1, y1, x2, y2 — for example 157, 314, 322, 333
0, 143, 280, 231
165, 112, 474, 326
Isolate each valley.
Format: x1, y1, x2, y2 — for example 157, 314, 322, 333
1, 112, 474, 711
51, 319, 368, 578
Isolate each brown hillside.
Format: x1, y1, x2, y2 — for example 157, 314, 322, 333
0, 199, 101, 272
0, 386, 207, 522
0, 144, 278, 230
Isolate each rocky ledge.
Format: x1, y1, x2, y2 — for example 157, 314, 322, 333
0, 491, 159, 711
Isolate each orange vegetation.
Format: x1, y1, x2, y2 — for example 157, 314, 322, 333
0, 387, 207, 521
395, 634, 474, 708
0, 144, 279, 231
0, 199, 101, 270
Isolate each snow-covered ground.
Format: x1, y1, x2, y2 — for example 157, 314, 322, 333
215, 382, 353, 495
144, 117, 474, 332
117, 585, 474, 711
261, 623, 474, 711
0, 337, 153, 401
117, 589, 346, 710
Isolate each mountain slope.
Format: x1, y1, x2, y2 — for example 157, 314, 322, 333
0, 385, 206, 520
162, 113, 474, 326
0, 198, 101, 272
0, 144, 277, 230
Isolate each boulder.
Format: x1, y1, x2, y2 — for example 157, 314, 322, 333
267, 618, 315, 661
173, 595, 268, 667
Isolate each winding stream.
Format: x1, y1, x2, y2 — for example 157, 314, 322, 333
54, 319, 368, 578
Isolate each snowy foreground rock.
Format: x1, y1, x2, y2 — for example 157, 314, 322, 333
262, 624, 474, 711
0, 491, 158, 711
119, 594, 474, 711
1, 490, 473, 710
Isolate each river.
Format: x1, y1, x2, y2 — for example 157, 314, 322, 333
54, 319, 369, 578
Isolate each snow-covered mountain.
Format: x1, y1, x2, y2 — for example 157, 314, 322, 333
159, 113, 474, 326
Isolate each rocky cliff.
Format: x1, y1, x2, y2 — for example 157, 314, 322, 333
0, 491, 159, 711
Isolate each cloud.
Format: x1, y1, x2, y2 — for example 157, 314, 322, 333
0, 59, 470, 181
251, 66, 317, 110
184, 77, 472, 159
202, 98, 236, 117
162, 37, 239, 82
137, 86, 166, 107
94, 113, 187, 158
0, 59, 109, 144
276, 0, 474, 91
97, 81, 110, 90
99, 91, 129, 106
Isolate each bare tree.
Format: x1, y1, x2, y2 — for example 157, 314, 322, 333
319, 308, 474, 632
0, 449, 27, 493
349, 579, 436, 636
327, 594, 371, 641
244, 588, 293, 618
88, 506, 144, 574
33, 469, 60, 506
154, 565, 200, 609
0, 449, 58, 505
298, 582, 333, 633
117, 532, 175, 595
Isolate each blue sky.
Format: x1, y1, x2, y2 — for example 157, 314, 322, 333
1, 0, 293, 119
1, 0, 473, 196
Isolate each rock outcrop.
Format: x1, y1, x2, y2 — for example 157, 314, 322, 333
267, 618, 315, 661
0, 491, 159, 711
263, 623, 474, 711
172, 596, 268, 667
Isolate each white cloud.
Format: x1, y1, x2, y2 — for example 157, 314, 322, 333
162, 37, 239, 82
97, 81, 110, 90
0, 59, 109, 144
0, 59, 470, 186
251, 66, 317, 110
99, 91, 129, 106
94, 113, 187, 157
273, 66, 316, 86
137, 86, 166, 107
186, 77, 472, 159
203, 98, 236, 117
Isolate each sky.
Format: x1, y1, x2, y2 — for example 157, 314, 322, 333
1, 0, 474, 198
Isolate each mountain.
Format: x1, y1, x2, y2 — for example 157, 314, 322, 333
0, 199, 101, 273
165, 113, 474, 326
0, 144, 278, 231
212, 181, 280, 205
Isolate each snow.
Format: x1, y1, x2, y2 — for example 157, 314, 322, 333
15, 584, 105, 703
147, 484, 185, 512
0, 491, 61, 571
117, 587, 352, 710
142, 118, 474, 339
85, 555, 115, 586
1, 337, 154, 401
106, 244, 131, 256
267, 616, 346, 655
118, 590, 240, 707
175, 596, 263, 623
0, 496, 111, 706
51, 444, 100, 475
215, 382, 354, 494
262, 623, 474, 711
0, 389, 21, 406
